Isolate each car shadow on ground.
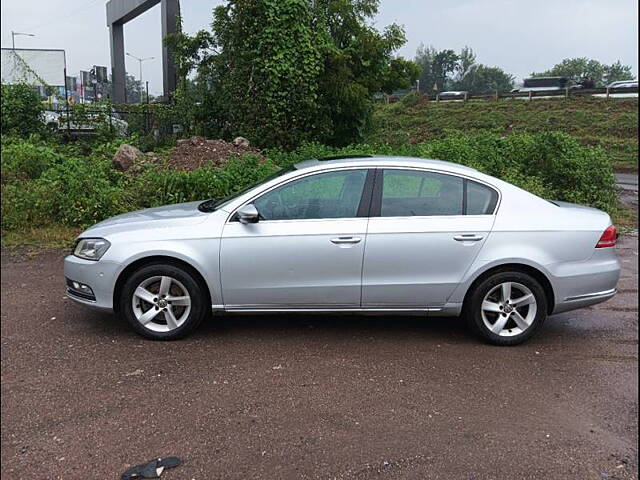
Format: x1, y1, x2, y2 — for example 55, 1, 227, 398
73, 307, 483, 345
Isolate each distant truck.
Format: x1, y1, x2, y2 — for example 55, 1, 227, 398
512, 76, 577, 93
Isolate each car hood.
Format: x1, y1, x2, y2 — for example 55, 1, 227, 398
82, 201, 210, 237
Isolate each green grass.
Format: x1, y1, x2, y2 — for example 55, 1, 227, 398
370, 96, 638, 172
1, 226, 80, 250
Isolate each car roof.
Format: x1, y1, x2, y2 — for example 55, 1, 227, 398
294, 155, 479, 175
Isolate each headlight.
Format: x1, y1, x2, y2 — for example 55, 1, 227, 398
74, 238, 111, 261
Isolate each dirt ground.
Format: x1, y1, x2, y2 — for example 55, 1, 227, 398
1, 237, 637, 480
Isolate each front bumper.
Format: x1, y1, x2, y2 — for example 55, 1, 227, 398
64, 255, 121, 311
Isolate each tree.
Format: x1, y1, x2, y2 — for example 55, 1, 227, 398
416, 45, 479, 92
311, 1, 418, 144
604, 61, 635, 85
455, 46, 476, 81
531, 57, 634, 87
432, 50, 459, 91
415, 44, 437, 92
166, 0, 417, 148
103, 74, 144, 103
453, 64, 514, 94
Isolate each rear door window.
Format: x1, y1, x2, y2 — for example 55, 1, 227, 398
378, 169, 498, 217
380, 170, 464, 216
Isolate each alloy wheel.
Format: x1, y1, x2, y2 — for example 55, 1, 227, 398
131, 276, 191, 332
480, 281, 537, 337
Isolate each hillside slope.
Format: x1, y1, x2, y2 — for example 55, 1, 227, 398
371, 96, 638, 172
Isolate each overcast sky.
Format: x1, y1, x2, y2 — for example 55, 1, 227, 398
2, 0, 638, 95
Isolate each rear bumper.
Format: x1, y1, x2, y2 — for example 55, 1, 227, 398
553, 288, 617, 314
548, 249, 621, 314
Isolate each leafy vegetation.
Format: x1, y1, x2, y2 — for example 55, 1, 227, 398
531, 57, 634, 87
1, 131, 620, 241
1, 83, 46, 136
165, 0, 418, 148
415, 45, 514, 94
371, 96, 638, 171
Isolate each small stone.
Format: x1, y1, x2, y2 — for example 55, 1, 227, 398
233, 136, 250, 147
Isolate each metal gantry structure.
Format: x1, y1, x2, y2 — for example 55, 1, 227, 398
106, 0, 179, 103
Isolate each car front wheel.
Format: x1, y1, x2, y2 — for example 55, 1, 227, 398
467, 271, 547, 346
120, 263, 207, 340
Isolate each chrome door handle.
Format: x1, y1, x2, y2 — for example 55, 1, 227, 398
453, 234, 484, 242
330, 236, 362, 244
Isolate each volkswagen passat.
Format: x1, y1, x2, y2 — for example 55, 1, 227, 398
64, 156, 620, 345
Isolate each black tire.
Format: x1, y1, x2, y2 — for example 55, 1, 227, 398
465, 271, 548, 346
119, 263, 208, 340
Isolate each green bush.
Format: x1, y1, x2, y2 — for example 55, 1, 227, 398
0, 131, 618, 232
37, 157, 130, 227
1, 180, 52, 229
266, 131, 618, 213
1, 83, 45, 136
128, 156, 279, 208
1, 136, 63, 181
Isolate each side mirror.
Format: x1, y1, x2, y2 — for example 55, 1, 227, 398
237, 204, 259, 224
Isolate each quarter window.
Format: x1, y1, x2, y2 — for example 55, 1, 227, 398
381, 170, 464, 216
467, 180, 498, 215
253, 169, 368, 220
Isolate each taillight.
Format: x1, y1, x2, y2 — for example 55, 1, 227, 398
596, 225, 617, 248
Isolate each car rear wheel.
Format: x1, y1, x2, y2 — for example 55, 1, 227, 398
120, 263, 207, 340
466, 271, 547, 346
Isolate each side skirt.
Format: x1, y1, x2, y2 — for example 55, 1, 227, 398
211, 305, 463, 316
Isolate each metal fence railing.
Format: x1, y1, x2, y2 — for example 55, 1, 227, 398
385, 85, 639, 103
43, 103, 183, 140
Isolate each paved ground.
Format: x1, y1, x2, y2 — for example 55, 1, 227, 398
1, 238, 638, 480
616, 173, 639, 214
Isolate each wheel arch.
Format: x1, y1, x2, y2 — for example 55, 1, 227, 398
462, 263, 555, 315
113, 255, 212, 313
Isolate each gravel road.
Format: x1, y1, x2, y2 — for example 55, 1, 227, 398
1, 237, 637, 480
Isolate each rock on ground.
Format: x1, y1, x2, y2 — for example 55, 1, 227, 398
112, 144, 144, 171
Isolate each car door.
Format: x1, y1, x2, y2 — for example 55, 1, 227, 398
220, 168, 373, 310
362, 168, 498, 308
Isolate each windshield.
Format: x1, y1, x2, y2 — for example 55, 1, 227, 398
198, 166, 295, 212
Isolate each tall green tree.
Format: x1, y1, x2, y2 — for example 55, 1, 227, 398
166, 0, 417, 148
531, 57, 634, 87
453, 64, 514, 94
415, 44, 437, 92
455, 46, 476, 81
604, 61, 635, 85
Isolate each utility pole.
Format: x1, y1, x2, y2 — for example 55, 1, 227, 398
126, 52, 154, 103
11, 31, 35, 49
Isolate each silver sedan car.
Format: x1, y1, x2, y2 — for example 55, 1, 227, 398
64, 156, 620, 345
